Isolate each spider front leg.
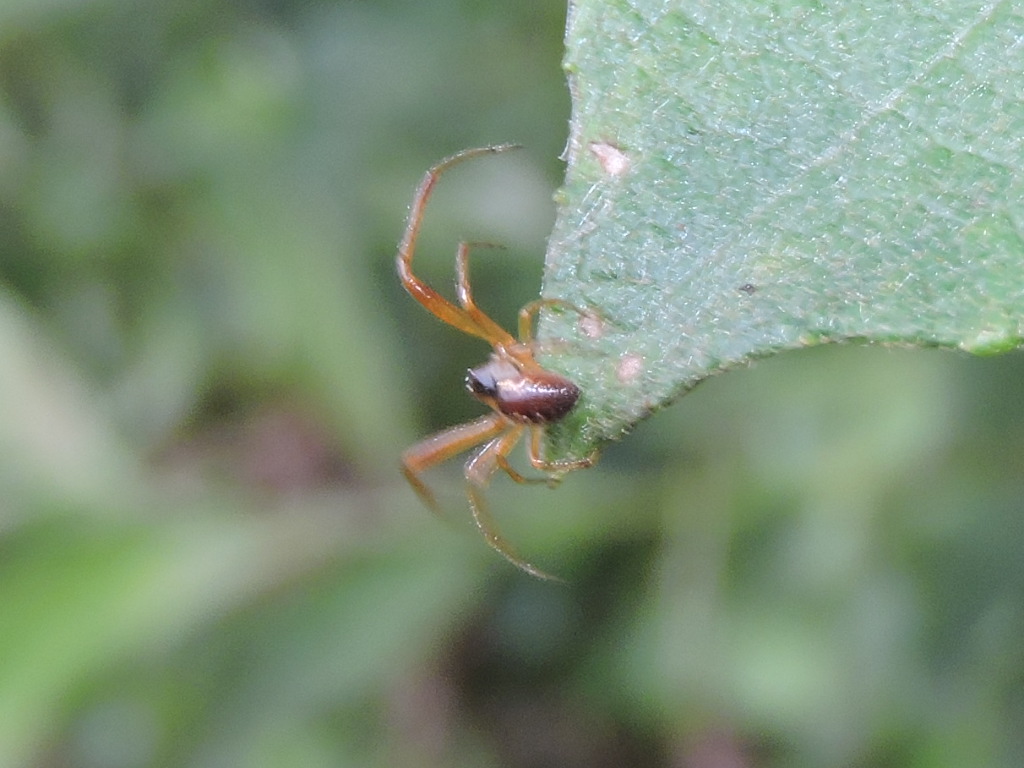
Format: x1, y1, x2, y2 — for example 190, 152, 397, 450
455, 241, 517, 347
464, 424, 560, 581
396, 144, 521, 345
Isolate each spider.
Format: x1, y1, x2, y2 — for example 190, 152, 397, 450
397, 144, 596, 579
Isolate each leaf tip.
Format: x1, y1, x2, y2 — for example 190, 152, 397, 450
959, 327, 1024, 356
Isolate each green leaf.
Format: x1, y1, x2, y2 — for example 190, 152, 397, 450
541, 0, 1024, 460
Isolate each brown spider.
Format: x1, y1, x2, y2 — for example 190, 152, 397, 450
397, 144, 595, 579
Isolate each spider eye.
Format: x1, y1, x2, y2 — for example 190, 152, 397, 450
466, 368, 498, 398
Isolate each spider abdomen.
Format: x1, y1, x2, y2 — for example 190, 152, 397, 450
467, 358, 580, 424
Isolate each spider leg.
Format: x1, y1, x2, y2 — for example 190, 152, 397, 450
401, 413, 507, 513
518, 298, 586, 343
455, 241, 517, 347
397, 145, 521, 344
465, 425, 561, 581
527, 425, 599, 477
496, 452, 550, 485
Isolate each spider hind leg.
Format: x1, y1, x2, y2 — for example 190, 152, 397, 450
465, 425, 561, 581
401, 413, 507, 514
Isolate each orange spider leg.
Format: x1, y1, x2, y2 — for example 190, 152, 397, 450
527, 425, 599, 475
401, 413, 507, 512
455, 241, 517, 347
397, 144, 521, 345
465, 424, 561, 581
495, 452, 551, 485
518, 298, 586, 344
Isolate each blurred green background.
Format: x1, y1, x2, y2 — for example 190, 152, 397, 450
1, 1, 1023, 766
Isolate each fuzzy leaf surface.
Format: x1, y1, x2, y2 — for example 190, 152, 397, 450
541, 0, 1024, 459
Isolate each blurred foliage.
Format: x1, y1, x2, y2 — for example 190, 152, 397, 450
0, 1, 1022, 767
